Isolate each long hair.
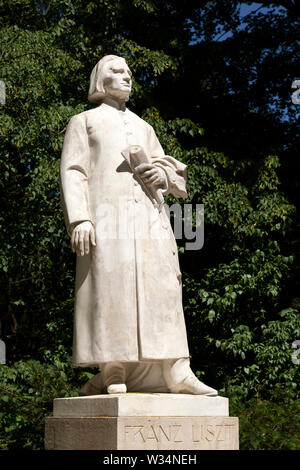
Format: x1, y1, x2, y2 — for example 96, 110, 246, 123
88, 55, 126, 103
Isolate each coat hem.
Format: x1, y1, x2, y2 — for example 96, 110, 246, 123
73, 355, 190, 367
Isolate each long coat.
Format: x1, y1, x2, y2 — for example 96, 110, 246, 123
60, 102, 190, 366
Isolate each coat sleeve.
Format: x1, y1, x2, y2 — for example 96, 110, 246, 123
147, 124, 188, 199
60, 114, 92, 235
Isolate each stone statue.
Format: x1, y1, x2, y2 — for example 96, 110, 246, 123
60, 55, 217, 396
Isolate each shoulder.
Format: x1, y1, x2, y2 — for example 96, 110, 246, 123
66, 108, 105, 135
68, 107, 99, 124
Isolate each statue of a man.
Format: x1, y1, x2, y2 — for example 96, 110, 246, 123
60, 55, 217, 396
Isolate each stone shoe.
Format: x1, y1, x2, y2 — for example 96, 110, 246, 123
169, 375, 218, 396
107, 383, 127, 394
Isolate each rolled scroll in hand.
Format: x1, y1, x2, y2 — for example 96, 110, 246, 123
121, 145, 165, 210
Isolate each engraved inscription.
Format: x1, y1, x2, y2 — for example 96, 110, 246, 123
124, 424, 183, 443
192, 424, 235, 443
124, 422, 236, 445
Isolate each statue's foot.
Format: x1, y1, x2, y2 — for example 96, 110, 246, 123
169, 375, 218, 396
107, 383, 127, 394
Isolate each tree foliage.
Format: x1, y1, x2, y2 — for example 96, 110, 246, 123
0, 0, 299, 449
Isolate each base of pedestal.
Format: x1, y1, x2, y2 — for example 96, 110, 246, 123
44, 394, 239, 450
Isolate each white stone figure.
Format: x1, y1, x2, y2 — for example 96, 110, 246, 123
60, 55, 217, 396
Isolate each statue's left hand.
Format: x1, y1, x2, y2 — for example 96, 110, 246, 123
135, 163, 166, 187
71, 221, 96, 256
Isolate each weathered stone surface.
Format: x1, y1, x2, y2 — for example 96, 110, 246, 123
45, 416, 239, 450
45, 416, 118, 450
53, 393, 229, 418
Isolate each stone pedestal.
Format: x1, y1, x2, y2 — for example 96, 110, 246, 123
45, 393, 239, 450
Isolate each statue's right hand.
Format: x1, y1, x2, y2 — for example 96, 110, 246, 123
71, 221, 96, 256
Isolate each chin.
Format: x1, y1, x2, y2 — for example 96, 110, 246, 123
121, 91, 131, 101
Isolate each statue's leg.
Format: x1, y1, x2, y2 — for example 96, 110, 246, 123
101, 361, 127, 394
162, 358, 218, 396
78, 371, 104, 396
124, 361, 169, 393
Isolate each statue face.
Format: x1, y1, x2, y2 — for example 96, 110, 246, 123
102, 58, 132, 100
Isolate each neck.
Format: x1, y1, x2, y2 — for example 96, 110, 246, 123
102, 95, 127, 111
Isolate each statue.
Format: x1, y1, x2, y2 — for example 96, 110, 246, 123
60, 55, 217, 396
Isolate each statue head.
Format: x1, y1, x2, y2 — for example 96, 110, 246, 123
88, 55, 132, 104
